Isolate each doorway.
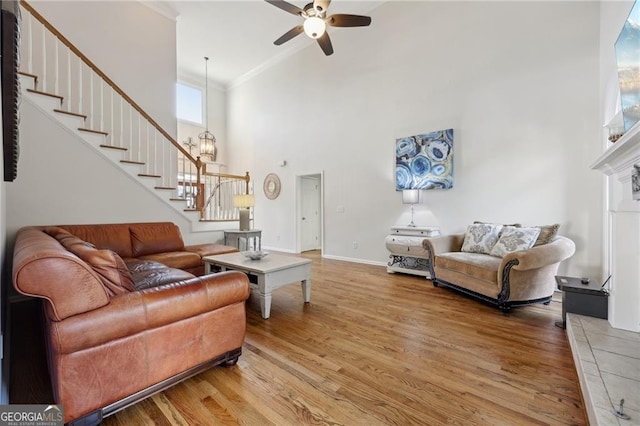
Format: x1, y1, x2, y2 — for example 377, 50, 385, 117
297, 173, 323, 253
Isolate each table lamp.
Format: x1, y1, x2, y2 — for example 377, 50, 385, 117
402, 189, 420, 227
234, 194, 255, 231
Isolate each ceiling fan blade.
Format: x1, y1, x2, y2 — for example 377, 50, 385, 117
264, 0, 304, 16
274, 25, 304, 45
317, 32, 334, 56
327, 14, 372, 27
313, 0, 331, 14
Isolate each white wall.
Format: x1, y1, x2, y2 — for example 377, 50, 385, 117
29, 1, 178, 137
227, 1, 602, 278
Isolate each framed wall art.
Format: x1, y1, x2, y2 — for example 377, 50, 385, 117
263, 173, 281, 200
395, 129, 454, 190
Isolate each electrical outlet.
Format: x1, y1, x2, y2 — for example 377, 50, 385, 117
352, 241, 358, 249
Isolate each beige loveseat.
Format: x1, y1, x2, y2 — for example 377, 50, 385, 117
422, 225, 575, 312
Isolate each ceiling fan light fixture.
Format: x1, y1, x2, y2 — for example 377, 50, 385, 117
303, 16, 326, 39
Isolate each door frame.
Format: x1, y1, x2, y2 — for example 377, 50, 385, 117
295, 171, 324, 254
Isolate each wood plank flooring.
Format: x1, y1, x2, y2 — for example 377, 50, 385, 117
11, 251, 586, 425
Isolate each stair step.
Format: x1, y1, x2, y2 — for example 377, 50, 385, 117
154, 186, 176, 190
184, 208, 199, 212
170, 197, 187, 201
26, 88, 63, 103
120, 160, 145, 165
79, 128, 109, 136
138, 173, 161, 178
18, 71, 38, 85
100, 144, 127, 151
54, 109, 87, 120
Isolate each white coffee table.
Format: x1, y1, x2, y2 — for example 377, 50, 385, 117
203, 252, 312, 319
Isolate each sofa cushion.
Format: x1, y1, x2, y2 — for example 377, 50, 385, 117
59, 224, 134, 258
532, 223, 560, 247
490, 226, 541, 258
436, 252, 501, 283
125, 259, 195, 289
184, 243, 238, 258
130, 222, 185, 257
137, 251, 201, 271
461, 223, 503, 254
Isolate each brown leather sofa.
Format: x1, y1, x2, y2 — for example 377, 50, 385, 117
56, 221, 238, 276
12, 224, 250, 425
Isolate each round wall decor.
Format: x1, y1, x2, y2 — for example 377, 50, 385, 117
263, 173, 281, 200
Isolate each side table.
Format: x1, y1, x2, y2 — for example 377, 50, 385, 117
224, 229, 262, 251
555, 275, 609, 329
385, 226, 440, 277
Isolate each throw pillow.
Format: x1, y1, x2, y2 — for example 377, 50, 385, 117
461, 223, 503, 254
532, 224, 560, 247
69, 243, 136, 296
474, 221, 522, 228
44, 226, 95, 249
45, 227, 135, 296
490, 226, 541, 258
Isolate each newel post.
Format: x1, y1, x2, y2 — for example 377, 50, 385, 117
245, 171, 251, 194
196, 156, 203, 214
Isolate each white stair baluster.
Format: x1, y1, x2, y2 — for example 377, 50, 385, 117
26, 12, 33, 75
54, 37, 59, 96
41, 22, 46, 91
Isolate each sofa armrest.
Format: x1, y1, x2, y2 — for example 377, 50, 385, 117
422, 233, 465, 255
501, 236, 576, 271
49, 271, 250, 355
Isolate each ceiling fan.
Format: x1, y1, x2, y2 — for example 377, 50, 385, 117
265, 0, 372, 56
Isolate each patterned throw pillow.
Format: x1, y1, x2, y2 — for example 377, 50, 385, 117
490, 226, 541, 258
461, 223, 504, 254
532, 224, 560, 247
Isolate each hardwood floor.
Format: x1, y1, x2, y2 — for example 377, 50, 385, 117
12, 251, 587, 425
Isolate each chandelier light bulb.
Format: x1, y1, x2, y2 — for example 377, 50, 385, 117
303, 17, 326, 39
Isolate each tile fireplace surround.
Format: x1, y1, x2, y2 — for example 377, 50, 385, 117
566, 314, 639, 425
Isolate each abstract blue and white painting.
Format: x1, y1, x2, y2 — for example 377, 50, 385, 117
396, 129, 453, 190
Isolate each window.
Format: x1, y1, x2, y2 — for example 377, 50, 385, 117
176, 83, 203, 124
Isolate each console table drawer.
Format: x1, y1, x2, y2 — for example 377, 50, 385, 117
385, 235, 429, 257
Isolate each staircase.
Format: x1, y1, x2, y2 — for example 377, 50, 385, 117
17, 0, 251, 227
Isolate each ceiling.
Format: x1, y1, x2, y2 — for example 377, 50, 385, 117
159, 1, 386, 88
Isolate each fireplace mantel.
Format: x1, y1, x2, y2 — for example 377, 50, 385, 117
591, 122, 640, 177
590, 120, 639, 332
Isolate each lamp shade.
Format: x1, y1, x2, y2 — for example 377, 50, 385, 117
234, 194, 255, 208
402, 189, 420, 205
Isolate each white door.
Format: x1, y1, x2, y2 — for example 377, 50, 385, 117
300, 176, 321, 252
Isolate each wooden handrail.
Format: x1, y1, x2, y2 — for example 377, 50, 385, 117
19, 0, 198, 165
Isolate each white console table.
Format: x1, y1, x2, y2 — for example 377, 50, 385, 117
385, 226, 440, 277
